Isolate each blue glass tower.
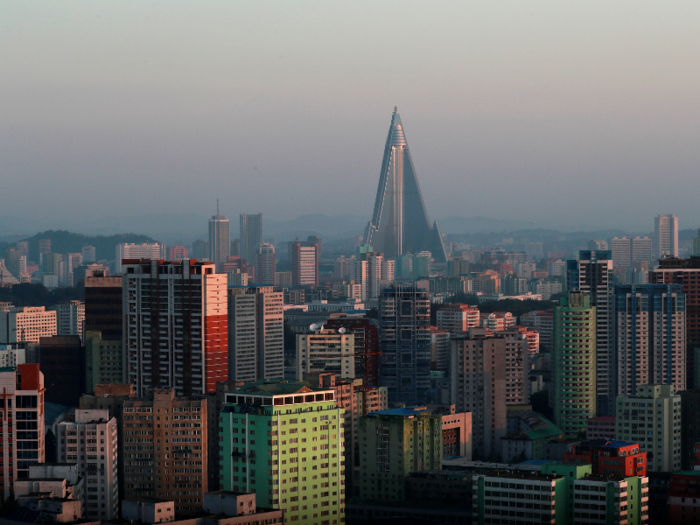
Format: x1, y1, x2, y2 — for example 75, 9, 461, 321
614, 284, 686, 396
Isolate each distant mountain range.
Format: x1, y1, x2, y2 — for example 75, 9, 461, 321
0, 213, 693, 246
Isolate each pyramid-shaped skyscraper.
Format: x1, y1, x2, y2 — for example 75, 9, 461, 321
364, 109, 447, 263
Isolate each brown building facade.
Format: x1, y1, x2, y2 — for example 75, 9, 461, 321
85, 272, 123, 340
122, 388, 208, 514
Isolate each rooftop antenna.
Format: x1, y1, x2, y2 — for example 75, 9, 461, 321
393, 106, 397, 114
217, 199, 219, 216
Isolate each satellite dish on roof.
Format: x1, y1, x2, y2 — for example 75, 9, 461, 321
338, 327, 347, 334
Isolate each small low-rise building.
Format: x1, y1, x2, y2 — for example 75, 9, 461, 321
122, 498, 175, 524
500, 411, 564, 462
563, 439, 647, 477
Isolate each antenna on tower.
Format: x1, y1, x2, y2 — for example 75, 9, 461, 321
217, 199, 219, 216
393, 106, 397, 114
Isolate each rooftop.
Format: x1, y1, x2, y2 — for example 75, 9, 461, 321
367, 406, 433, 417
673, 471, 700, 478
583, 439, 638, 450
580, 474, 629, 483
236, 379, 326, 396
481, 470, 561, 482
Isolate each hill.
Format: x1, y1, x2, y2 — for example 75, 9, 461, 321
20, 230, 157, 262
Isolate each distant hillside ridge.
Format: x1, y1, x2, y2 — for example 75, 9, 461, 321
21, 230, 157, 262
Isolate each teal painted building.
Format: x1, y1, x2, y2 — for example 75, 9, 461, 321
553, 292, 597, 435
220, 380, 345, 525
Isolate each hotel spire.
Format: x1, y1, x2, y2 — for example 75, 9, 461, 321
364, 109, 447, 262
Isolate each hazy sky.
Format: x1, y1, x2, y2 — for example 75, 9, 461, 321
3, 2, 700, 232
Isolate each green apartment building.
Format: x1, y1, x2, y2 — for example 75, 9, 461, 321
553, 292, 597, 435
358, 406, 442, 501
84, 330, 124, 392
473, 463, 649, 524
220, 380, 345, 525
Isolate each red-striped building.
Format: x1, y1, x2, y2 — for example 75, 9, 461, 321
0, 364, 45, 500
122, 259, 227, 396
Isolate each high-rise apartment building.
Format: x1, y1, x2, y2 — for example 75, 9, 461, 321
296, 328, 355, 379
208, 213, 230, 272
274, 271, 292, 288
227, 285, 284, 382
38, 238, 51, 260
0, 306, 57, 343
614, 284, 686, 396
84, 273, 123, 333
79, 384, 135, 503
616, 384, 682, 472
693, 229, 700, 256
520, 310, 554, 350
610, 237, 653, 270
122, 388, 208, 514
334, 256, 351, 279
0, 364, 45, 500
40, 335, 85, 407
54, 409, 119, 520
122, 259, 227, 396
348, 251, 385, 301
291, 239, 319, 287
256, 242, 275, 285
192, 239, 208, 259
450, 328, 507, 458
553, 292, 597, 435
364, 109, 447, 262
168, 245, 188, 259
85, 331, 124, 392
81, 245, 96, 263
42, 252, 62, 277
115, 243, 166, 273
631, 237, 653, 264
50, 300, 85, 340
378, 284, 431, 405
651, 256, 700, 389
84, 272, 123, 392
500, 329, 529, 406
655, 214, 679, 258
610, 237, 632, 269
240, 213, 263, 264
220, 380, 345, 525
325, 318, 380, 387
16, 241, 28, 258
436, 304, 480, 335
588, 239, 609, 251
358, 407, 442, 501
567, 250, 614, 415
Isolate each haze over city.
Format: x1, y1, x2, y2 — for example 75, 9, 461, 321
3, 1, 700, 234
